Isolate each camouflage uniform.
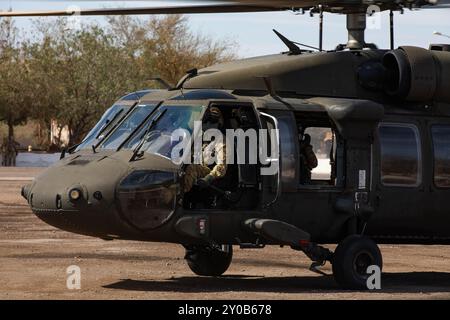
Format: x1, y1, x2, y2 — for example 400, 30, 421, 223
183, 139, 227, 193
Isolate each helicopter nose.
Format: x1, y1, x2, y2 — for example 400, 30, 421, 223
21, 183, 32, 201
27, 156, 130, 237
32, 188, 109, 237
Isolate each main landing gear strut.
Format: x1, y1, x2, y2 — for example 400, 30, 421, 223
296, 235, 383, 289
181, 218, 383, 290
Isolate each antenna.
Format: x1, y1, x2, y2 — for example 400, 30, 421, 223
319, 5, 324, 52
175, 68, 198, 90
390, 10, 395, 50
273, 29, 321, 53
273, 29, 302, 55
434, 31, 450, 39
147, 77, 172, 89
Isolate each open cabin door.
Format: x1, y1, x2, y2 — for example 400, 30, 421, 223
258, 112, 281, 209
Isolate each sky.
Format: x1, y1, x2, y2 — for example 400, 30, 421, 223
0, 0, 449, 58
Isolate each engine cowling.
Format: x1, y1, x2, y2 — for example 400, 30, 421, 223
383, 46, 450, 103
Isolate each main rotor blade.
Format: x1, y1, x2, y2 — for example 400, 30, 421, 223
208, 0, 450, 9
4, 0, 333, 7
203, 0, 450, 7
0, 4, 282, 17
1, 0, 448, 17
422, 0, 450, 8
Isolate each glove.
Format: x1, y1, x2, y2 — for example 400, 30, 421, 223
197, 175, 214, 189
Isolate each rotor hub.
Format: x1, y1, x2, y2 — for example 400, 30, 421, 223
346, 13, 367, 50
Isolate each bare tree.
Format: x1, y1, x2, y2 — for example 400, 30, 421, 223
2, 15, 237, 150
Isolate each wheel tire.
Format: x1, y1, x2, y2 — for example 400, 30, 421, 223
185, 245, 233, 277
332, 235, 383, 290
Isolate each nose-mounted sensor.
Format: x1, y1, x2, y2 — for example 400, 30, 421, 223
69, 188, 82, 201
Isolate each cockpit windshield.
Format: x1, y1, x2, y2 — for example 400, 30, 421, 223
99, 104, 157, 150
122, 105, 203, 159
77, 104, 129, 151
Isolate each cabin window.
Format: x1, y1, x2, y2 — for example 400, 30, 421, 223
431, 125, 450, 188
293, 111, 339, 187
379, 123, 422, 187
303, 127, 335, 182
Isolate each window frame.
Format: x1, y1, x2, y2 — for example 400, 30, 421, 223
99, 103, 160, 150
378, 122, 423, 188
430, 123, 450, 189
292, 111, 343, 191
261, 110, 299, 192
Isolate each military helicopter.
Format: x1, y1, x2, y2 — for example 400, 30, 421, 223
3, 0, 450, 289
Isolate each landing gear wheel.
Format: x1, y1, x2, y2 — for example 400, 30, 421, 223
332, 235, 382, 290
185, 244, 233, 277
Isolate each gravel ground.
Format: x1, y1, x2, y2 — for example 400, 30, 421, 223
1, 168, 450, 300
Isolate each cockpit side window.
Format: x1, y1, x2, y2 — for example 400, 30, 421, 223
99, 104, 157, 150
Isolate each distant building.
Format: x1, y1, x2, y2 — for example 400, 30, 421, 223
50, 120, 70, 147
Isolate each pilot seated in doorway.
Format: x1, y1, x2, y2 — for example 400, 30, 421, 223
183, 107, 227, 193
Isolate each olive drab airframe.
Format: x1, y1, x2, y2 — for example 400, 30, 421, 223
5, 0, 450, 289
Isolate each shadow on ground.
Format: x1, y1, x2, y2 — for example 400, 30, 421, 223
7, 252, 169, 262
103, 272, 450, 294
6, 254, 309, 269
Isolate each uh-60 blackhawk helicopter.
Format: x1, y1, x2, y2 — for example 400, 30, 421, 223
3, 0, 450, 289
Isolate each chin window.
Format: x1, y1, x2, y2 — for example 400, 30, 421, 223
117, 170, 178, 230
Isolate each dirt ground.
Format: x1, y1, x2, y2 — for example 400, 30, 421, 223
1, 168, 450, 300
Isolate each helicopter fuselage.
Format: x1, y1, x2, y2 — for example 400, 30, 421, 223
22, 47, 450, 247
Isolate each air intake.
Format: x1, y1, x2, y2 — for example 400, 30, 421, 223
429, 44, 450, 52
